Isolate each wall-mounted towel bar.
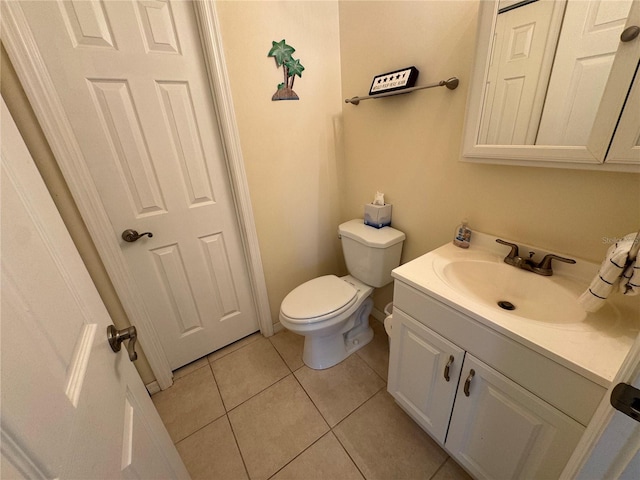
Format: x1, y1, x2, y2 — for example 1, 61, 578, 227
345, 77, 459, 105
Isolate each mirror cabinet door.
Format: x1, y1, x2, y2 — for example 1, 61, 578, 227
603, 71, 640, 165
462, 0, 640, 171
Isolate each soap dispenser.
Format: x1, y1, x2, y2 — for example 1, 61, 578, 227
453, 219, 472, 248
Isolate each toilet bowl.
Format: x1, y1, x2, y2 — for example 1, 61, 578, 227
280, 275, 374, 369
279, 219, 405, 370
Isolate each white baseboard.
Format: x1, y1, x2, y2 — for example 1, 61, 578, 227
371, 306, 386, 323
273, 321, 284, 333
145, 381, 161, 396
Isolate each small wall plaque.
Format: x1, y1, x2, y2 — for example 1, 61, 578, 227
369, 66, 419, 96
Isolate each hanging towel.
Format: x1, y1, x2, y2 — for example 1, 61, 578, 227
620, 257, 639, 295
578, 233, 637, 312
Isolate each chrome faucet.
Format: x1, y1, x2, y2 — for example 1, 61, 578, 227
496, 239, 575, 276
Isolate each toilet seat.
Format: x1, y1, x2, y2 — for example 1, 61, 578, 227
280, 275, 358, 324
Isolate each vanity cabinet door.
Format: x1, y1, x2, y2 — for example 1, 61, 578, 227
446, 354, 585, 480
388, 309, 464, 444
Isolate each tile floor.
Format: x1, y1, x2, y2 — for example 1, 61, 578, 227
152, 320, 472, 480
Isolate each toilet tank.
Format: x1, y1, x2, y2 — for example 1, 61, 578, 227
338, 219, 406, 288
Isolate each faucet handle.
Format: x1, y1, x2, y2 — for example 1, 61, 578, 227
534, 254, 576, 276
496, 239, 519, 258
538, 254, 576, 269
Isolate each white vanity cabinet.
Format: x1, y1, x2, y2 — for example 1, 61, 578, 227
388, 280, 606, 480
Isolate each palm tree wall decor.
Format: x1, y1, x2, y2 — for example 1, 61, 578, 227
268, 39, 305, 101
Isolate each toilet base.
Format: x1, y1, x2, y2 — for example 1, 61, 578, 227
302, 297, 374, 370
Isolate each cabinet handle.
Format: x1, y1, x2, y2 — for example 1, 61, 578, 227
444, 355, 454, 382
464, 369, 476, 397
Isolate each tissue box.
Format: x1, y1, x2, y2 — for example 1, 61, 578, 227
364, 204, 392, 228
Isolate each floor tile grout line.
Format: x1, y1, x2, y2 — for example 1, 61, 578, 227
224, 371, 293, 415
207, 360, 253, 479
330, 427, 368, 480
224, 411, 252, 480
169, 331, 263, 383
326, 384, 408, 480
325, 383, 388, 479
267, 335, 296, 374
429, 457, 451, 480
207, 361, 232, 413
355, 349, 389, 384
169, 362, 230, 445
326, 370, 389, 480
206, 331, 263, 366
267, 329, 388, 479
331, 383, 387, 432
225, 370, 332, 480
292, 365, 387, 430
261, 366, 362, 478
356, 349, 389, 386
208, 336, 291, 412
171, 410, 227, 447
298, 378, 388, 479
265, 430, 337, 480
290, 368, 332, 429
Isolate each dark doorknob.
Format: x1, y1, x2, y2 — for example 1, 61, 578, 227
611, 382, 640, 422
620, 25, 640, 42
121, 229, 153, 242
107, 325, 138, 362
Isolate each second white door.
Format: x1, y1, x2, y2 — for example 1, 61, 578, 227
16, 0, 259, 370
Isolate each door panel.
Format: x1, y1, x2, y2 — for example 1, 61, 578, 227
480, 0, 559, 144
537, 0, 633, 145
607, 69, 640, 164
17, 0, 259, 370
0, 98, 188, 479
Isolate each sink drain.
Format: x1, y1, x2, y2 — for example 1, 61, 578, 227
497, 300, 516, 311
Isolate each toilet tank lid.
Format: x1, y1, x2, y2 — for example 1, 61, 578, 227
339, 219, 405, 248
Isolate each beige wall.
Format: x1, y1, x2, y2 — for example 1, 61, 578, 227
338, 1, 640, 311
216, 1, 346, 323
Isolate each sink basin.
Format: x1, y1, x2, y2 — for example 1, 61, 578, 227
438, 260, 594, 324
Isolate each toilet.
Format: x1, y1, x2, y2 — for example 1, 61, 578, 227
279, 219, 405, 369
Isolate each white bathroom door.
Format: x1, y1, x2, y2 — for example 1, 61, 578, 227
562, 328, 640, 480
575, 370, 640, 479
607, 68, 640, 165
0, 99, 189, 479
15, 0, 259, 370
480, 0, 559, 145
536, 0, 633, 146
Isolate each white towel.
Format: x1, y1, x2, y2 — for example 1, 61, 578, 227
620, 257, 639, 295
578, 233, 637, 312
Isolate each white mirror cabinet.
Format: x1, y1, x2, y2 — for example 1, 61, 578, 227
462, 0, 640, 171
